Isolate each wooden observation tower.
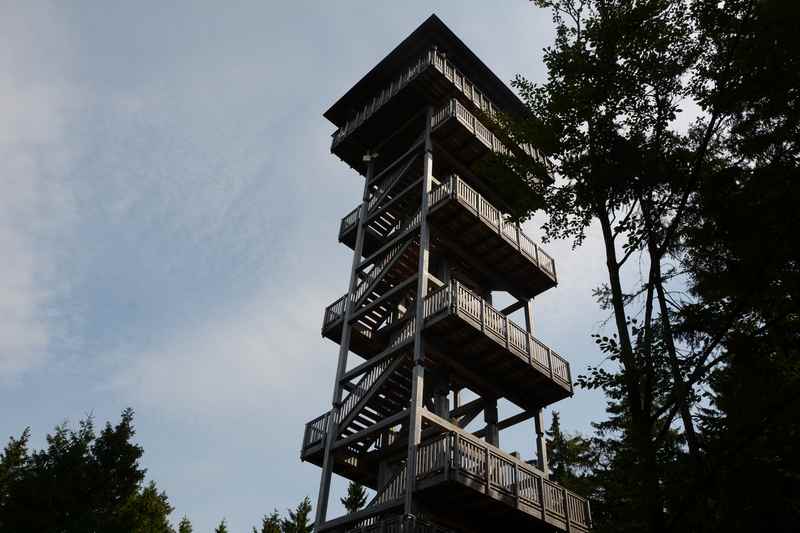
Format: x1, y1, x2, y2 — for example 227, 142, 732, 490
302, 15, 591, 533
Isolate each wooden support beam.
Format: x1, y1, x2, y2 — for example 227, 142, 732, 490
315, 157, 376, 527
405, 106, 434, 516
500, 300, 525, 316
472, 409, 536, 438
534, 408, 549, 475
484, 399, 499, 447
448, 397, 485, 419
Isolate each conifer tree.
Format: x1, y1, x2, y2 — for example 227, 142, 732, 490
282, 497, 312, 533
177, 516, 193, 533
252, 511, 281, 533
214, 518, 228, 533
340, 482, 367, 514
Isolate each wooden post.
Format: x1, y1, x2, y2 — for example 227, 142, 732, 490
484, 399, 499, 447
404, 107, 434, 516
314, 156, 375, 527
534, 409, 549, 477
563, 488, 572, 532
524, 298, 535, 335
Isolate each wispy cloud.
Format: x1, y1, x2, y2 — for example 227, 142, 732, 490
0, 5, 80, 380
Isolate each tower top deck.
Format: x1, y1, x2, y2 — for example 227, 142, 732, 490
324, 14, 528, 128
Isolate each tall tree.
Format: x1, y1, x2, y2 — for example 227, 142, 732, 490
282, 497, 312, 533
492, 0, 799, 530
340, 482, 368, 514
0, 410, 175, 533
214, 519, 228, 533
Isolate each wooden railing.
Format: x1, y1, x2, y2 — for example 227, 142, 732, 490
302, 354, 399, 453
332, 52, 433, 148
323, 294, 347, 330
346, 515, 454, 533
416, 432, 591, 531
331, 47, 551, 175
369, 464, 407, 508
302, 412, 330, 450
423, 281, 572, 388
323, 210, 424, 333
335, 358, 395, 427
340, 175, 556, 283
431, 99, 549, 168
428, 175, 556, 279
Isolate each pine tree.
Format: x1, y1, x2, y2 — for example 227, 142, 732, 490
340, 481, 367, 514
177, 516, 193, 533
214, 518, 228, 533
282, 497, 312, 533
252, 511, 281, 533
545, 412, 593, 496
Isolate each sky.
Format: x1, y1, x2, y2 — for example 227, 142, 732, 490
0, 2, 626, 530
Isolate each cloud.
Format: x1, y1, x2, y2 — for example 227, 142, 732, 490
105, 282, 333, 421
0, 5, 80, 380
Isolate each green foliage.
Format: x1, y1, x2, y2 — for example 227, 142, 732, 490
0, 409, 176, 533
494, 0, 800, 531
253, 510, 281, 533
281, 496, 312, 533
177, 516, 193, 533
340, 481, 368, 514
545, 412, 593, 496
214, 519, 228, 533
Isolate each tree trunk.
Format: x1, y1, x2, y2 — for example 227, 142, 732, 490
597, 206, 664, 533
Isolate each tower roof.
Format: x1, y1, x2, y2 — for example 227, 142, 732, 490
324, 14, 528, 128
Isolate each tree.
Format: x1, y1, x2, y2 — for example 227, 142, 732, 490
0, 410, 175, 533
545, 412, 593, 496
282, 497, 312, 533
214, 519, 229, 533
493, 0, 799, 530
177, 516, 193, 533
119, 481, 175, 533
340, 481, 367, 514
253, 511, 281, 533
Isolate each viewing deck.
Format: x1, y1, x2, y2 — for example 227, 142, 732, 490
321, 280, 572, 407
331, 47, 549, 178
311, 423, 591, 533
339, 175, 556, 297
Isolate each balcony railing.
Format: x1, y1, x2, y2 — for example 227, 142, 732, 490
332, 52, 433, 148
332, 430, 590, 532
321, 278, 570, 386
302, 411, 330, 450
430, 175, 556, 278
331, 48, 550, 173
338, 177, 555, 282
431, 98, 550, 170
424, 281, 571, 386
416, 432, 591, 531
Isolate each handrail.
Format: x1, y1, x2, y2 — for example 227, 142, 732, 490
423, 281, 572, 387
428, 175, 556, 280
302, 412, 330, 450
341, 174, 557, 282
334, 357, 394, 427
332, 52, 433, 148
331, 48, 552, 176
366, 463, 407, 508
416, 431, 591, 530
